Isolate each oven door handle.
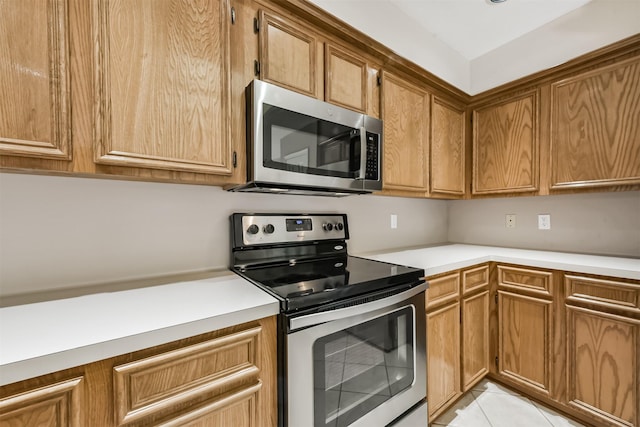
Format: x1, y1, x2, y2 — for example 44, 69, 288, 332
289, 282, 427, 331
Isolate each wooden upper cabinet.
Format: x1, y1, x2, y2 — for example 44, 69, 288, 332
258, 11, 320, 98
381, 71, 430, 193
430, 97, 466, 197
472, 91, 539, 194
0, 0, 71, 160
551, 57, 640, 189
93, 0, 232, 175
324, 44, 367, 113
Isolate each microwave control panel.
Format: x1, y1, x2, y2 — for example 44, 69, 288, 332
365, 132, 380, 181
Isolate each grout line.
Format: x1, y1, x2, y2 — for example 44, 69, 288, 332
523, 396, 555, 427
472, 389, 497, 427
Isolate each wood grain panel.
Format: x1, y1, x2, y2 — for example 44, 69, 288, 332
567, 306, 639, 427
473, 91, 538, 194
157, 382, 261, 427
498, 265, 553, 297
0, 0, 71, 160
427, 302, 461, 420
430, 97, 466, 197
566, 275, 640, 314
426, 272, 460, 310
0, 377, 83, 427
462, 265, 489, 295
93, 0, 232, 174
498, 290, 552, 395
462, 290, 490, 391
551, 57, 640, 189
324, 44, 367, 112
259, 11, 318, 97
113, 325, 261, 425
381, 71, 430, 193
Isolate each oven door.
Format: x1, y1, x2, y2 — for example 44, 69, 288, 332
286, 284, 427, 427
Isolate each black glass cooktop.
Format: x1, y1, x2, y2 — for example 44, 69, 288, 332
234, 255, 424, 312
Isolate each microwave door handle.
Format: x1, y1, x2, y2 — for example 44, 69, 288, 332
357, 127, 367, 180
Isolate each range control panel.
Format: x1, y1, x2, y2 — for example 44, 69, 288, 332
235, 214, 348, 246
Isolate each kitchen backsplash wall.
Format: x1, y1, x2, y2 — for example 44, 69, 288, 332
448, 191, 640, 257
0, 173, 448, 297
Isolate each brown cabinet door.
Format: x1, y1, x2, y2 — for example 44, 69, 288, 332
472, 91, 539, 194
551, 57, 640, 189
93, 0, 233, 175
498, 290, 552, 396
566, 306, 639, 427
380, 71, 430, 193
0, 0, 71, 160
430, 97, 466, 197
462, 290, 490, 391
324, 44, 367, 113
427, 301, 461, 421
0, 377, 83, 427
258, 11, 321, 98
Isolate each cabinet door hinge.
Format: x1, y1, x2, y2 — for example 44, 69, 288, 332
495, 292, 498, 304
253, 17, 260, 33
254, 60, 261, 76
232, 151, 237, 168
495, 356, 499, 367
230, 6, 236, 24
377, 74, 382, 86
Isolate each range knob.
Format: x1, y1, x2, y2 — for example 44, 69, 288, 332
247, 224, 259, 235
322, 223, 334, 231
335, 222, 344, 231
263, 224, 275, 234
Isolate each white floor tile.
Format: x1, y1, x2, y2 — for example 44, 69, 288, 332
532, 402, 586, 427
431, 393, 492, 427
472, 390, 553, 427
470, 378, 519, 395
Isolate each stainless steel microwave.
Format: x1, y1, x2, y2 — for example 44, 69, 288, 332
227, 80, 383, 196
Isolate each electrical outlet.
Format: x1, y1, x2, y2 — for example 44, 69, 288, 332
390, 214, 398, 229
505, 214, 516, 229
538, 214, 551, 230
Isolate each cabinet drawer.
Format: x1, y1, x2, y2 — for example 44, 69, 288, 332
498, 266, 552, 296
426, 272, 460, 309
462, 265, 489, 294
113, 325, 262, 425
565, 275, 640, 314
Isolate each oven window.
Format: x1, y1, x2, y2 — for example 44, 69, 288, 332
263, 104, 360, 178
312, 307, 414, 427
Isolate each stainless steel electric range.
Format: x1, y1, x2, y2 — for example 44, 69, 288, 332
230, 213, 428, 427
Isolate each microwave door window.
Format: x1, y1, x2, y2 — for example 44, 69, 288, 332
263, 104, 360, 178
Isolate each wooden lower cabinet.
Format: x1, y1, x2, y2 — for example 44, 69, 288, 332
426, 264, 490, 422
0, 316, 277, 427
427, 301, 461, 420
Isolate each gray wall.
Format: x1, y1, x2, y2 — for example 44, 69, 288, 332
0, 173, 448, 297
448, 191, 640, 257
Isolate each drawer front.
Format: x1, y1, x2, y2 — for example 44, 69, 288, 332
462, 265, 489, 294
113, 325, 262, 425
565, 275, 640, 314
426, 272, 460, 309
498, 265, 553, 297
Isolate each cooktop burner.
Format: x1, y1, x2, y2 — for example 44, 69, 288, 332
230, 213, 425, 313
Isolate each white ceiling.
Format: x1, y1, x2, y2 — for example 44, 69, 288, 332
388, 0, 592, 60
308, 0, 640, 94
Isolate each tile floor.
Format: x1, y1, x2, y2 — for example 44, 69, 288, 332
432, 379, 586, 427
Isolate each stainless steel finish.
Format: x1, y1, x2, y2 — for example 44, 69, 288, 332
289, 283, 427, 331
240, 214, 346, 246
228, 80, 383, 195
287, 290, 427, 427
357, 126, 367, 180
390, 401, 428, 426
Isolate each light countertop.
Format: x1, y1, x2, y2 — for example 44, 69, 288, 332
359, 244, 640, 280
2, 244, 638, 387
0, 272, 279, 386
